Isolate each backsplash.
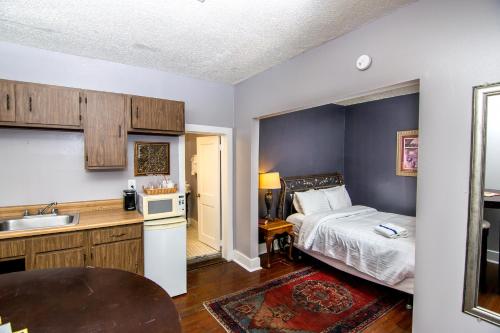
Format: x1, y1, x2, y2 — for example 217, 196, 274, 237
0, 128, 179, 206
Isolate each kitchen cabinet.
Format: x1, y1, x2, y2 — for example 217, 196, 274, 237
131, 96, 185, 133
0, 81, 15, 122
83, 91, 127, 169
0, 78, 186, 170
0, 223, 144, 274
92, 239, 142, 274
33, 248, 85, 270
90, 224, 143, 274
15, 82, 81, 127
27, 231, 86, 270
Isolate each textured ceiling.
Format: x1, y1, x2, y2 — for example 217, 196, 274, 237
0, 0, 414, 84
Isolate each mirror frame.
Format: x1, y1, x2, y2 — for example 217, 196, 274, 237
464, 82, 500, 326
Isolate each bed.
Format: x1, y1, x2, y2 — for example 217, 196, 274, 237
278, 173, 415, 294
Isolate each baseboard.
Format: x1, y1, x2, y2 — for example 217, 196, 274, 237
487, 249, 499, 264
232, 250, 262, 272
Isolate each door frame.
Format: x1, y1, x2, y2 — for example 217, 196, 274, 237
179, 124, 234, 261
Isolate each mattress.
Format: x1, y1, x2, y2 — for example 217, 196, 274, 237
295, 205, 415, 286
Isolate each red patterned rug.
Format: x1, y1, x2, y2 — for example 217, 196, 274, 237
204, 267, 404, 332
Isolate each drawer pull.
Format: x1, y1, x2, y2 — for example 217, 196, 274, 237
111, 233, 126, 238
29, 97, 32, 112
6, 94, 10, 110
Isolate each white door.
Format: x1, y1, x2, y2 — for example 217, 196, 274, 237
196, 136, 221, 250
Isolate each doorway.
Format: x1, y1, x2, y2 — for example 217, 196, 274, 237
180, 124, 234, 266
185, 133, 222, 264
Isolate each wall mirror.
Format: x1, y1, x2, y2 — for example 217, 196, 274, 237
464, 82, 500, 326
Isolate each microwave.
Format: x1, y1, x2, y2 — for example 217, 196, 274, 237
137, 192, 185, 221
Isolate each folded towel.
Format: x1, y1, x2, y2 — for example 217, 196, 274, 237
374, 223, 408, 239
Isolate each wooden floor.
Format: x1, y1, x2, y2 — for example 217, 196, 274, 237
173, 254, 412, 332
478, 261, 500, 313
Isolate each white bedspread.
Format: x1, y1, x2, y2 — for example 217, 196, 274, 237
297, 205, 415, 285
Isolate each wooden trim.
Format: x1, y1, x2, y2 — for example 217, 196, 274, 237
0, 199, 122, 218
0, 121, 83, 131
128, 129, 184, 136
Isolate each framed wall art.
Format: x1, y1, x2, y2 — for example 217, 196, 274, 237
134, 142, 170, 176
396, 130, 418, 177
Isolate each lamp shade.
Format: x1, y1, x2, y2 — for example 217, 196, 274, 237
259, 172, 281, 189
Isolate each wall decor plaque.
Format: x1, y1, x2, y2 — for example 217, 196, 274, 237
134, 142, 170, 176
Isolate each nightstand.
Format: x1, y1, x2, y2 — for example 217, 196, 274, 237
258, 219, 294, 268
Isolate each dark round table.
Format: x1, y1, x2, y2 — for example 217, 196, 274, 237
0, 267, 182, 333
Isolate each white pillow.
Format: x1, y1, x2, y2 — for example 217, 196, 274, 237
323, 185, 352, 210
292, 189, 314, 214
292, 194, 303, 214
294, 190, 331, 215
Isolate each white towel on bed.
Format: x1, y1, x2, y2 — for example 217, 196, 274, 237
374, 223, 408, 239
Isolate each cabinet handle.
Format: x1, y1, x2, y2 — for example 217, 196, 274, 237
29, 97, 32, 112
136, 106, 139, 119
111, 233, 126, 238
118, 125, 122, 138
6, 94, 9, 110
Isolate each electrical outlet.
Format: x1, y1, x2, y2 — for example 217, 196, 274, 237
128, 179, 136, 190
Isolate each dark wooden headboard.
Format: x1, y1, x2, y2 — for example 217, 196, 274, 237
277, 173, 344, 220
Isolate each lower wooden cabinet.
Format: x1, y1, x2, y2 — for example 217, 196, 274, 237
92, 239, 142, 274
0, 223, 143, 275
33, 248, 85, 270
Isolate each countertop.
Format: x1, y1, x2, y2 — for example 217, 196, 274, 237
0, 200, 144, 240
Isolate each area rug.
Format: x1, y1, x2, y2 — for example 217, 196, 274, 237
203, 267, 404, 333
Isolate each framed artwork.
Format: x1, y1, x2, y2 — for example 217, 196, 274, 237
396, 130, 418, 177
134, 142, 170, 176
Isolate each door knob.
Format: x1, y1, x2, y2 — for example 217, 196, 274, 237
197, 194, 201, 198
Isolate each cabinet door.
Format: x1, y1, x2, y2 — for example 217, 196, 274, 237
91, 239, 141, 274
15, 83, 81, 126
33, 248, 85, 270
83, 91, 127, 169
0, 81, 15, 122
131, 96, 184, 132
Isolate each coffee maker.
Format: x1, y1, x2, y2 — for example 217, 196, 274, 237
123, 189, 137, 211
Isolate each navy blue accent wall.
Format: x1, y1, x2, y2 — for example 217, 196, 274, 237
344, 93, 419, 216
259, 104, 346, 217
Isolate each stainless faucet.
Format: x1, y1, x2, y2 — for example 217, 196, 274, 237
38, 202, 58, 215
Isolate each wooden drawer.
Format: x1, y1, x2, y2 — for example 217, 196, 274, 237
90, 224, 142, 245
0, 238, 26, 259
32, 232, 84, 253
33, 248, 85, 270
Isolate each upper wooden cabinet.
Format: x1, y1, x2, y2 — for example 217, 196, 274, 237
130, 96, 185, 133
15, 83, 81, 127
0, 81, 15, 122
83, 91, 127, 169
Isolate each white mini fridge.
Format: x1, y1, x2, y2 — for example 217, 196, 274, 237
144, 216, 187, 297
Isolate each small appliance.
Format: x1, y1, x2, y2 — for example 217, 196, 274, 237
137, 192, 185, 219
123, 189, 136, 211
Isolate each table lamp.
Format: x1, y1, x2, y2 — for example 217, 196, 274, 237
259, 172, 281, 221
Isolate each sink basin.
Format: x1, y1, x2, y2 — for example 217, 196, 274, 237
0, 213, 80, 232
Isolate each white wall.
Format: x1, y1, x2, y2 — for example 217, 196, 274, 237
486, 94, 500, 190
0, 42, 234, 206
0, 128, 178, 206
234, 0, 500, 332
